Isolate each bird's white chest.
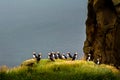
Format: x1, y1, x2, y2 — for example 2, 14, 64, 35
33, 55, 36, 58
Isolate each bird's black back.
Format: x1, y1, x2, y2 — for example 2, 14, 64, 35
72, 54, 77, 60
58, 53, 62, 59
67, 53, 73, 58
54, 53, 58, 59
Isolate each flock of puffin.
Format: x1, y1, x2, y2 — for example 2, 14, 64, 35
32, 51, 78, 63
32, 51, 101, 65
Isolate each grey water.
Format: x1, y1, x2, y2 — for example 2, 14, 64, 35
0, 0, 87, 67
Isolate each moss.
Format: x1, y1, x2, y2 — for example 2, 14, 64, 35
0, 59, 120, 80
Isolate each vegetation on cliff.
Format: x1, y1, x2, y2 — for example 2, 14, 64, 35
0, 59, 120, 80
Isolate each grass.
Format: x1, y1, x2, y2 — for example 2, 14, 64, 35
0, 59, 120, 80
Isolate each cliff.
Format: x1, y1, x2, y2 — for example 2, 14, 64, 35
84, 0, 120, 68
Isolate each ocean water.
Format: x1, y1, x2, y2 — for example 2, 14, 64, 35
0, 0, 87, 67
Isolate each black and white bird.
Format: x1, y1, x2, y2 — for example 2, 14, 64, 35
48, 52, 55, 61
87, 53, 91, 61
96, 58, 100, 65
48, 53, 50, 59
54, 52, 58, 59
32, 51, 37, 58
62, 53, 67, 59
72, 52, 78, 61
67, 52, 73, 58
57, 52, 63, 59
51, 52, 55, 58
36, 53, 42, 63
32, 51, 41, 63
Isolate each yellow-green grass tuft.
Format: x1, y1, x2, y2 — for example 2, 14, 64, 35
0, 59, 120, 80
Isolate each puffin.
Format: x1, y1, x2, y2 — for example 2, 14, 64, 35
72, 52, 78, 61
96, 58, 101, 65
54, 52, 58, 59
67, 52, 73, 58
36, 53, 42, 63
57, 52, 63, 59
87, 53, 91, 61
32, 51, 37, 58
62, 53, 67, 59
48, 52, 55, 61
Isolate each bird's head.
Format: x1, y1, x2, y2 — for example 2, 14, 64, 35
67, 52, 70, 54
32, 51, 36, 54
75, 52, 78, 55
51, 51, 54, 53
48, 53, 51, 55
88, 53, 91, 56
39, 53, 42, 55
56, 51, 60, 54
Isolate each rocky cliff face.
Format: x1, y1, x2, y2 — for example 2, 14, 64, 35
83, 0, 120, 68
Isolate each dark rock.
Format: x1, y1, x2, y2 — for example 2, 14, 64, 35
84, 0, 120, 67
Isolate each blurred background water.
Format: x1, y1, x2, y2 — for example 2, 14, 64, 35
0, 0, 87, 67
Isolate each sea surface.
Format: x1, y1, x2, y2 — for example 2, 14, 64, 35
0, 0, 87, 67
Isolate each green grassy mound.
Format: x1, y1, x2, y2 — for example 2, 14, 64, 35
0, 59, 120, 80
